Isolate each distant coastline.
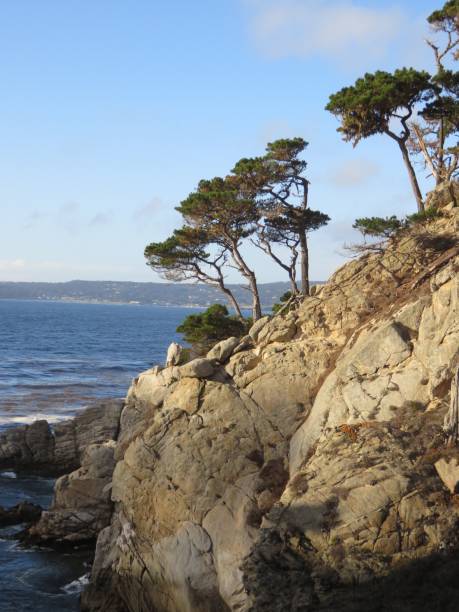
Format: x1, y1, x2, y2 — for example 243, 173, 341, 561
0, 280, 323, 309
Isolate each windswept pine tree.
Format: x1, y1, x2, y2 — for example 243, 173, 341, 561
144, 226, 244, 319
176, 176, 262, 321
327, 1, 459, 212
232, 138, 329, 295
326, 69, 434, 212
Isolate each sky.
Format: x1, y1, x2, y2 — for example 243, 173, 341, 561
0, 0, 447, 284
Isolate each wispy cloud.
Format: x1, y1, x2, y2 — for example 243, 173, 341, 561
245, 0, 404, 66
0, 258, 136, 281
0, 258, 26, 271
22, 202, 116, 233
330, 158, 379, 187
22, 209, 48, 229
88, 211, 113, 227
132, 197, 163, 223
59, 201, 80, 215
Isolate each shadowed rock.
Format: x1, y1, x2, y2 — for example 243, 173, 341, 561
0, 399, 123, 475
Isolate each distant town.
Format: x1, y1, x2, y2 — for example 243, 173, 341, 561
0, 280, 323, 308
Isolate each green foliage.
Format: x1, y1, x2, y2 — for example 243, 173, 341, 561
271, 291, 292, 314
326, 69, 434, 145
176, 176, 259, 246
428, 1, 459, 30
232, 137, 330, 295
406, 207, 443, 225
144, 227, 211, 281
176, 304, 247, 352
267, 207, 330, 236
353, 216, 405, 238
353, 208, 443, 242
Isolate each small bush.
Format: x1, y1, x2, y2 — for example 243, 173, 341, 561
177, 304, 248, 355
272, 291, 293, 314
406, 207, 443, 225
353, 216, 405, 239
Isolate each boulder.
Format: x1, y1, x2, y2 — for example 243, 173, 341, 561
0, 399, 123, 475
178, 358, 216, 379
166, 342, 183, 366
0, 420, 54, 470
435, 457, 459, 494
30, 441, 116, 543
248, 316, 270, 341
0, 502, 42, 527
206, 336, 240, 362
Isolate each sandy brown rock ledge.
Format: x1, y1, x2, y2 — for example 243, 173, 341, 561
76, 209, 459, 611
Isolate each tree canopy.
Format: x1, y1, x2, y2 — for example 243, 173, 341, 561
232, 138, 329, 295
326, 69, 434, 212
144, 226, 244, 319
176, 176, 262, 320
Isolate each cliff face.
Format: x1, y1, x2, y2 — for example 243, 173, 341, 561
82, 208, 459, 612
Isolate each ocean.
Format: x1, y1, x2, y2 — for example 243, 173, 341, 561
0, 299, 197, 611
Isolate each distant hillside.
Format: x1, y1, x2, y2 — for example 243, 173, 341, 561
0, 280, 322, 308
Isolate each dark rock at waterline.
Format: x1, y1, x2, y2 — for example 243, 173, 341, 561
30, 441, 116, 544
0, 501, 42, 526
0, 399, 124, 476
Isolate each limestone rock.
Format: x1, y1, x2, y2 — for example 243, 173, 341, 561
30, 441, 116, 543
207, 336, 240, 362
0, 399, 123, 475
166, 342, 183, 366
0, 420, 54, 470
82, 209, 459, 612
248, 316, 270, 341
435, 457, 459, 493
178, 357, 216, 379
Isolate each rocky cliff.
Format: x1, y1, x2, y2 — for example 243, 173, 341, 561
72, 207, 459, 610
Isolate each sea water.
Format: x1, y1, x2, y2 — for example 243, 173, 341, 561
0, 300, 196, 611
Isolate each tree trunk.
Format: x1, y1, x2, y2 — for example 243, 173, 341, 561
220, 285, 244, 320
230, 242, 262, 321
250, 280, 262, 321
397, 140, 425, 212
438, 116, 445, 184
289, 272, 299, 295
298, 231, 309, 295
298, 178, 310, 296
412, 123, 438, 183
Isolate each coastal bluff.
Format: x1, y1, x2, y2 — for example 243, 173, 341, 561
7, 206, 459, 610
77, 206, 458, 611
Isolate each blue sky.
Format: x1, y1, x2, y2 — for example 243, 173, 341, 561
0, 0, 445, 283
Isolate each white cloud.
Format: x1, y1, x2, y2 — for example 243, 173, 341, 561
331, 158, 379, 187
245, 0, 404, 64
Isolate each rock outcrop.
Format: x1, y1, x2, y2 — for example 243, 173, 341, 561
0, 501, 42, 527
82, 209, 459, 612
0, 399, 123, 475
30, 441, 116, 543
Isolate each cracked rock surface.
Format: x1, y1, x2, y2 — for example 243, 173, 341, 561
82, 210, 459, 612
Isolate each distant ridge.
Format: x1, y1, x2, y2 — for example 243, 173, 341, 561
0, 280, 323, 308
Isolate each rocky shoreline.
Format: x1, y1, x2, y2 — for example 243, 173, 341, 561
0, 399, 123, 546
1, 206, 458, 611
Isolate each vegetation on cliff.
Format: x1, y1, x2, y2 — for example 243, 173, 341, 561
146, 0, 459, 332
